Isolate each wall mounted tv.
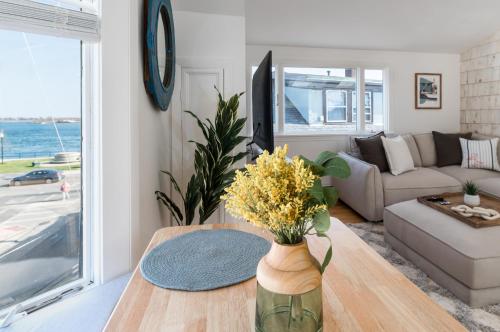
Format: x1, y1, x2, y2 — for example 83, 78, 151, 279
251, 51, 274, 153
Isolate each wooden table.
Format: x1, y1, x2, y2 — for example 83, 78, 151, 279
105, 220, 466, 331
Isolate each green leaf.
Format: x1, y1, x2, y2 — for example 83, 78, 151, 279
314, 151, 337, 166
159, 170, 185, 203
308, 179, 324, 202
323, 186, 339, 208
300, 155, 325, 176
323, 156, 351, 179
313, 209, 330, 233
316, 232, 333, 274
155, 191, 184, 225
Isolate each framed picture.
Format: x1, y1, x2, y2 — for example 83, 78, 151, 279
415, 73, 442, 109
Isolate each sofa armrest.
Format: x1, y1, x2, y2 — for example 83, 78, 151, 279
330, 152, 384, 221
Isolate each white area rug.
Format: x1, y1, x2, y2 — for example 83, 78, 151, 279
347, 222, 500, 332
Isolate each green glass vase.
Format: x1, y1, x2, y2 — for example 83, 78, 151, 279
255, 240, 323, 332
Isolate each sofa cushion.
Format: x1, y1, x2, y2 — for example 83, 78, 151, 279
473, 133, 500, 165
413, 133, 437, 167
433, 165, 500, 183
401, 134, 422, 167
475, 178, 500, 198
381, 168, 461, 206
381, 136, 416, 175
432, 131, 472, 167
385, 200, 500, 290
355, 132, 389, 172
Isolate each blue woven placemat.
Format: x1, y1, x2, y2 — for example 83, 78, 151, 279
140, 229, 271, 291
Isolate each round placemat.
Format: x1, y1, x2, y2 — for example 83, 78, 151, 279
140, 229, 271, 291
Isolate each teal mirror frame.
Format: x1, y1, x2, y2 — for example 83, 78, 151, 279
144, 0, 175, 111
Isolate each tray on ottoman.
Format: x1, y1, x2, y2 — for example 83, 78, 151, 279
417, 192, 500, 228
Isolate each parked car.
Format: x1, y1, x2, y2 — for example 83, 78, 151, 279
10, 169, 64, 186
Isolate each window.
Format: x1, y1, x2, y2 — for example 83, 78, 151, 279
364, 69, 384, 132
352, 91, 373, 123
326, 90, 347, 122
283, 67, 357, 132
0, 0, 98, 317
252, 65, 386, 134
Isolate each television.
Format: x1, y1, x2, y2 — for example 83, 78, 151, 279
251, 51, 274, 153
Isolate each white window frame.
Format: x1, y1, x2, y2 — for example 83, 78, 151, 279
325, 90, 348, 123
250, 61, 389, 135
352, 91, 373, 124
0, 1, 100, 322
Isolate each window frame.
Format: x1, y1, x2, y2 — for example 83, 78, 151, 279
0, 29, 99, 321
250, 61, 388, 136
352, 91, 373, 124
325, 89, 348, 123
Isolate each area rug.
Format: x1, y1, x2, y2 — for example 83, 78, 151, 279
347, 222, 500, 332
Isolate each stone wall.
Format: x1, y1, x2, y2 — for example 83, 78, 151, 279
461, 31, 500, 136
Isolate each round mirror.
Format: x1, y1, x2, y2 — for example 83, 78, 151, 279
157, 9, 167, 84
144, 0, 176, 111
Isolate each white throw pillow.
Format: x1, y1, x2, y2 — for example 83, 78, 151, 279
381, 136, 416, 176
460, 138, 500, 171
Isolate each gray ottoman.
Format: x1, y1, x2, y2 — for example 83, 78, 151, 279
384, 199, 500, 307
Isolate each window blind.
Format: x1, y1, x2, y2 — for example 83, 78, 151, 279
0, 0, 100, 41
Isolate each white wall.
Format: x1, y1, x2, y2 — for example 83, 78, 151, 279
247, 45, 461, 159
100, 0, 133, 282
99, 4, 247, 282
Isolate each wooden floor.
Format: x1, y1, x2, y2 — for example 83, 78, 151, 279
330, 200, 366, 224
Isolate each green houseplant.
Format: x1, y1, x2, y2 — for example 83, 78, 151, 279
155, 89, 247, 225
463, 180, 480, 207
222, 145, 350, 332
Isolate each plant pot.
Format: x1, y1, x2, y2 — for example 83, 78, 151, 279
255, 240, 322, 332
464, 194, 480, 207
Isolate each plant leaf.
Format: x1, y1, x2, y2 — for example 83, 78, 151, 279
313, 209, 331, 233
323, 186, 339, 208
308, 179, 324, 202
316, 232, 333, 274
300, 155, 325, 176
160, 170, 185, 202
315, 151, 337, 166
323, 156, 351, 179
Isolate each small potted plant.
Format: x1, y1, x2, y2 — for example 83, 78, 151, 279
222, 145, 350, 332
463, 180, 480, 207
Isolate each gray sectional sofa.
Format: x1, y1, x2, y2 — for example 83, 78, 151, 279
332, 133, 500, 221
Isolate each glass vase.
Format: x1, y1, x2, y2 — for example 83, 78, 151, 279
255, 240, 323, 332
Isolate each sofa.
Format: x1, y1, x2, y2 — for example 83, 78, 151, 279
331, 133, 500, 221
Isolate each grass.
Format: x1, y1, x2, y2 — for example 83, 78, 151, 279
0, 158, 80, 174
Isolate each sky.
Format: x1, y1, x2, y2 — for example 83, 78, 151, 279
0, 29, 81, 118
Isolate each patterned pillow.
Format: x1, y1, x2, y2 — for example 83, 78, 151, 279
460, 138, 500, 171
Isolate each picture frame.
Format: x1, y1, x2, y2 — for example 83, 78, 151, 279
415, 73, 442, 109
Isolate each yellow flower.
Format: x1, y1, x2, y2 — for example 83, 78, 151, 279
222, 145, 326, 241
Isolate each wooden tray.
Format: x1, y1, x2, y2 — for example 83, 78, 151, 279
417, 192, 500, 228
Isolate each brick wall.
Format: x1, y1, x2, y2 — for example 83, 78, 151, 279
461, 31, 500, 136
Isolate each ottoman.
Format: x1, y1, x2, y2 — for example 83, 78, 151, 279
384, 199, 500, 307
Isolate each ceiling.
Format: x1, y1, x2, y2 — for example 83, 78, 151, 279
245, 0, 500, 53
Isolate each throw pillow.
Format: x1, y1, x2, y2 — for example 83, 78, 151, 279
355, 132, 389, 172
460, 138, 500, 171
381, 136, 416, 176
432, 131, 472, 167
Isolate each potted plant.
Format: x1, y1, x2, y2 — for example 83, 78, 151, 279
222, 145, 350, 332
155, 89, 247, 225
463, 180, 480, 207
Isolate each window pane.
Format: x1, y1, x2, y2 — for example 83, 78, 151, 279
284, 67, 356, 133
0, 30, 83, 310
365, 69, 384, 132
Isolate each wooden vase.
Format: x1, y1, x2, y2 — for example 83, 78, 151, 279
256, 240, 322, 295
255, 240, 323, 332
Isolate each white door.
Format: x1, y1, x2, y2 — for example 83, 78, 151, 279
171, 67, 224, 225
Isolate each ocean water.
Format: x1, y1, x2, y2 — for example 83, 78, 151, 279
0, 121, 81, 159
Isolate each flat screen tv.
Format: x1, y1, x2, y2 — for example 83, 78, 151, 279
251, 51, 274, 153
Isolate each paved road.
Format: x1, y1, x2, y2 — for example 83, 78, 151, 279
0, 170, 82, 309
